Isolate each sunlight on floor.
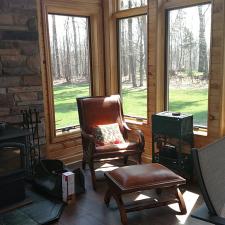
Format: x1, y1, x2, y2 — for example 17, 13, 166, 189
134, 193, 151, 201
95, 163, 119, 172
169, 190, 199, 224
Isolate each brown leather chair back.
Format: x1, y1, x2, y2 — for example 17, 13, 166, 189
77, 95, 125, 134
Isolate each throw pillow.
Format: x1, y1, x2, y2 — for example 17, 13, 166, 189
94, 123, 125, 146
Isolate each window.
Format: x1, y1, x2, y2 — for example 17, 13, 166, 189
118, 14, 147, 118
166, 3, 211, 127
40, 0, 104, 143
48, 14, 91, 133
119, 0, 147, 10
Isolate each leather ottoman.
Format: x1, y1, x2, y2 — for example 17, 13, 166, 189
104, 163, 186, 225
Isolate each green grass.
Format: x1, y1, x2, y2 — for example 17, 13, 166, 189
53, 83, 208, 129
122, 87, 147, 118
53, 83, 89, 129
169, 88, 208, 126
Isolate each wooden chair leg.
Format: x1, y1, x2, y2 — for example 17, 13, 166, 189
82, 139, 87, 170
104, 188, 112, 207
89, 160, 96, 190
176, 188, 187, 214
137, 152, 142, 164
82, 157, 86, 170
113, 193, 127, 225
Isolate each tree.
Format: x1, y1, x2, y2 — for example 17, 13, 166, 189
182, 27, 195, 81
128, 0, 137, 87
198, 5, 208, 73
64, 18, 72, 83
72, 17, 79, 78
83, 19, 90, 80
120, 20, 128, 80
52, 15, 61, 79
138, 15, 145, 87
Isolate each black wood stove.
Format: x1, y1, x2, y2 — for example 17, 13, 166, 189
0, 126, 30, 208
0, 142, 27, 208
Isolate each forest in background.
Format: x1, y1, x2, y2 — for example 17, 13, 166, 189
47, 0, 211, 128
49, 15, 90, 85
168, 4, 211, 87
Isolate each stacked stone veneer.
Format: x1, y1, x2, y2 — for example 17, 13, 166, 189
0, 0, 45, 145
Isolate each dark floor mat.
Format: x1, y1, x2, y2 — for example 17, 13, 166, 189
0, 210, 38, 225
0, 188, 64, 225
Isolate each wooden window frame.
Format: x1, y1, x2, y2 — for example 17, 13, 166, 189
114, 4, 148, 121
38, 0, 104, 144
163, 0, 212, 129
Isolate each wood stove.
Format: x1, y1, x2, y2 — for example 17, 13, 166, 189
0, 143, 26, 208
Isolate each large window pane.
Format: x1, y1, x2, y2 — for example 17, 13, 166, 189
119, 0, 147, 10
167, 4, 211, 127
118, 15, 147, 118
48, 14, 91, 132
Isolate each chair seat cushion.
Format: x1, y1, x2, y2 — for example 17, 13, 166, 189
95, 141, 137, 154
105, 163, 186, 190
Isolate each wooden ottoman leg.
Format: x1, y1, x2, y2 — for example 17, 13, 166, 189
104, 188, 112, 207
123, 156, 128, 165
156, 188, 162, 195
113, 193, 127, 225
176, 188, 187, 214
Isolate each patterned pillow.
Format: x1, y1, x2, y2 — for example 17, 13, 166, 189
93, 123, 125, 146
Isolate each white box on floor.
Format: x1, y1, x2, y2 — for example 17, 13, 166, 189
62, 171, 75, 202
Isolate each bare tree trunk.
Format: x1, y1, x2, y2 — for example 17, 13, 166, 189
84, 19, 90, 81
52, 15, 61, 79
72, 17, 79, 80
61, 45, 66, 78
51, 17, 56, 80
121, 20, 128, 80
189, 44, 193, 82
142, 15, 147, 75
198, 6, 208, 73
128, 0, 137, 87
174, 9, 184, 71
138, 16, 144, 87
77, 25, 83, 79
65, 19, 72, 83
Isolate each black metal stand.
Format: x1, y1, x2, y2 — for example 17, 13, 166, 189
21, 108, 41, 175
152, 111, 194, 178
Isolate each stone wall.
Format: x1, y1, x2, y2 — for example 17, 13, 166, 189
0, 0, 45, 145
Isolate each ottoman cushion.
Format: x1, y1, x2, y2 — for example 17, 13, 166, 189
106, 163, 185, 190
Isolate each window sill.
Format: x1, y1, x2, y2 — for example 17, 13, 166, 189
125, 117, 148, 126
53, 127, 81, 143
194, 129, 207, 137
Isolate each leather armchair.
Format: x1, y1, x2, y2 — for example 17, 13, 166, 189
77, 95, 145, 190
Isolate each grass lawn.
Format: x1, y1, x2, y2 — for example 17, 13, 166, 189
53, 83, 90, 129
53, 83, 208, 129
122, 87, 147, 118
169, 88, 208, 126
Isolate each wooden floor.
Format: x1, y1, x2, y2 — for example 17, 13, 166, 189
55, 161, 212, 225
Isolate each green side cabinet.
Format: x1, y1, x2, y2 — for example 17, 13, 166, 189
152, 111, 194, 178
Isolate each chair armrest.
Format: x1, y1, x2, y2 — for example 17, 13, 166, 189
123, 122, 145, 151
128, 129, 145, 149
123, 121, 132, 131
